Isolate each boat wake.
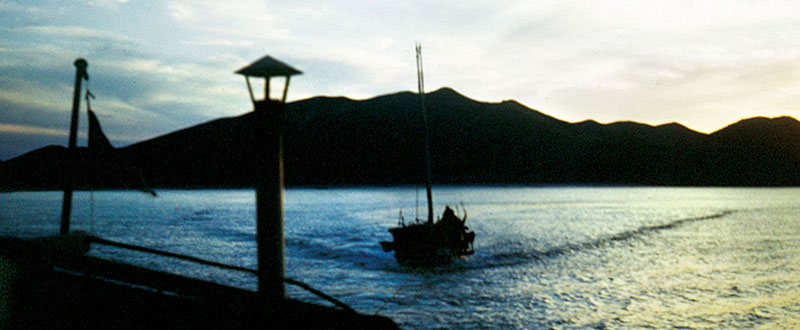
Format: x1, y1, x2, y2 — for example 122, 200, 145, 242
287, 235, 399, 271
288, 211, 736, 273
469, 210, 737, 270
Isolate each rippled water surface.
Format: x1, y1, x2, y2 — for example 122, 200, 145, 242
2, 186, 800, 329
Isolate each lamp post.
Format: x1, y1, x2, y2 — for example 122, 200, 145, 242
235, 56, 301, 307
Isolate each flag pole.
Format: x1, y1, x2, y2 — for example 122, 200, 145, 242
60, 58, 88, 235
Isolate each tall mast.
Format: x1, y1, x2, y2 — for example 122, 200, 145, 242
60, 58, 88, 235
416, 44, 434, 225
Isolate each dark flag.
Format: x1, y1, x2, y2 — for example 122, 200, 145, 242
86, 109, 156, 196
88, 110, 114, 153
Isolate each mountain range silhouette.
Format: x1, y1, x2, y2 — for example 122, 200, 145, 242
3, 87, 800, 189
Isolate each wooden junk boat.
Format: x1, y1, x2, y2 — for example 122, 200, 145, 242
380, 45, 475, 266
380, 205, 475, 265
0, 57, 398, 329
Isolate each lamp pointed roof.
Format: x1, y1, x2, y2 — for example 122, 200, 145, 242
235, 55, 302, 77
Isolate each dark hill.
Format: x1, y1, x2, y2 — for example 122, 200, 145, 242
1, 146, 71, 190
704, 116, 800, 185
120, 113, 259, 187
3, 88, 800, 189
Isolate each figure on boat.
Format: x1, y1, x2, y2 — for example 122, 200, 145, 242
438, 206, 475, 252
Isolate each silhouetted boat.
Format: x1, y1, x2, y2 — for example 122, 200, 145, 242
379, 45, 475, 266
380, 205, 475, 266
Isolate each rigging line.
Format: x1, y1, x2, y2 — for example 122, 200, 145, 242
373, 266, 430, 316
415, 185, 419, 222
85, 85, 96, 234
89, 191, 95, 233
85, 90, 95, 110
373, 270, 415, 316
85, 78, 95, 116
87, 235, 356, 313
284, 278, 355, 313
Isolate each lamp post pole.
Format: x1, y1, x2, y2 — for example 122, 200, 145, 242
254, 97, 286, 304
235, 55, 300, 317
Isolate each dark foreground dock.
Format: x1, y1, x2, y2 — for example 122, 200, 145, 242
0, 235, 398, 330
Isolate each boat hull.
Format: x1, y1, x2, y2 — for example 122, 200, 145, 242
381, 213, 474, 266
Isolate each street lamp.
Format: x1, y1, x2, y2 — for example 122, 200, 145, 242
235, 55, 302, 308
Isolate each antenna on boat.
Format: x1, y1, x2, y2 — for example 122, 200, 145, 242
60, 58, 88, 235
235, 55, 302, 311
416, 43, 434, 225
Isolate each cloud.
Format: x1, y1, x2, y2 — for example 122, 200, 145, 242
182, 39, 255, 48
167, 0, 290, 42
0, 24, 247, 154
0, 0, 44, 15
167, 2, 197, 21
0, 124, 67, 137
18, 25, 131, 41
534, 55, 800, 133
86, 0, 129, 9
4, 0, 800, 159
0, 0, 24, 11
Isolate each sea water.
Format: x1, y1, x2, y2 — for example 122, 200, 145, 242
2, 186, 800, 329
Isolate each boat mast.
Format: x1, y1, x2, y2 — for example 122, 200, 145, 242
416, 44, 434, 225
60, 58, 88, 235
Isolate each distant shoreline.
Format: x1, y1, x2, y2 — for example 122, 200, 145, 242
5, 182, 800, 194
4, 89, 800, 189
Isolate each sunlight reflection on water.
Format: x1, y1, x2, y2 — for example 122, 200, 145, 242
2, 186, 800, 329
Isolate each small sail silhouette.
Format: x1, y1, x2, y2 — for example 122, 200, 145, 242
88, 109, 113, 153
85, 93, 156, 196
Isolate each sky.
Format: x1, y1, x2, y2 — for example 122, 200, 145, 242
2, 0, 800, 160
